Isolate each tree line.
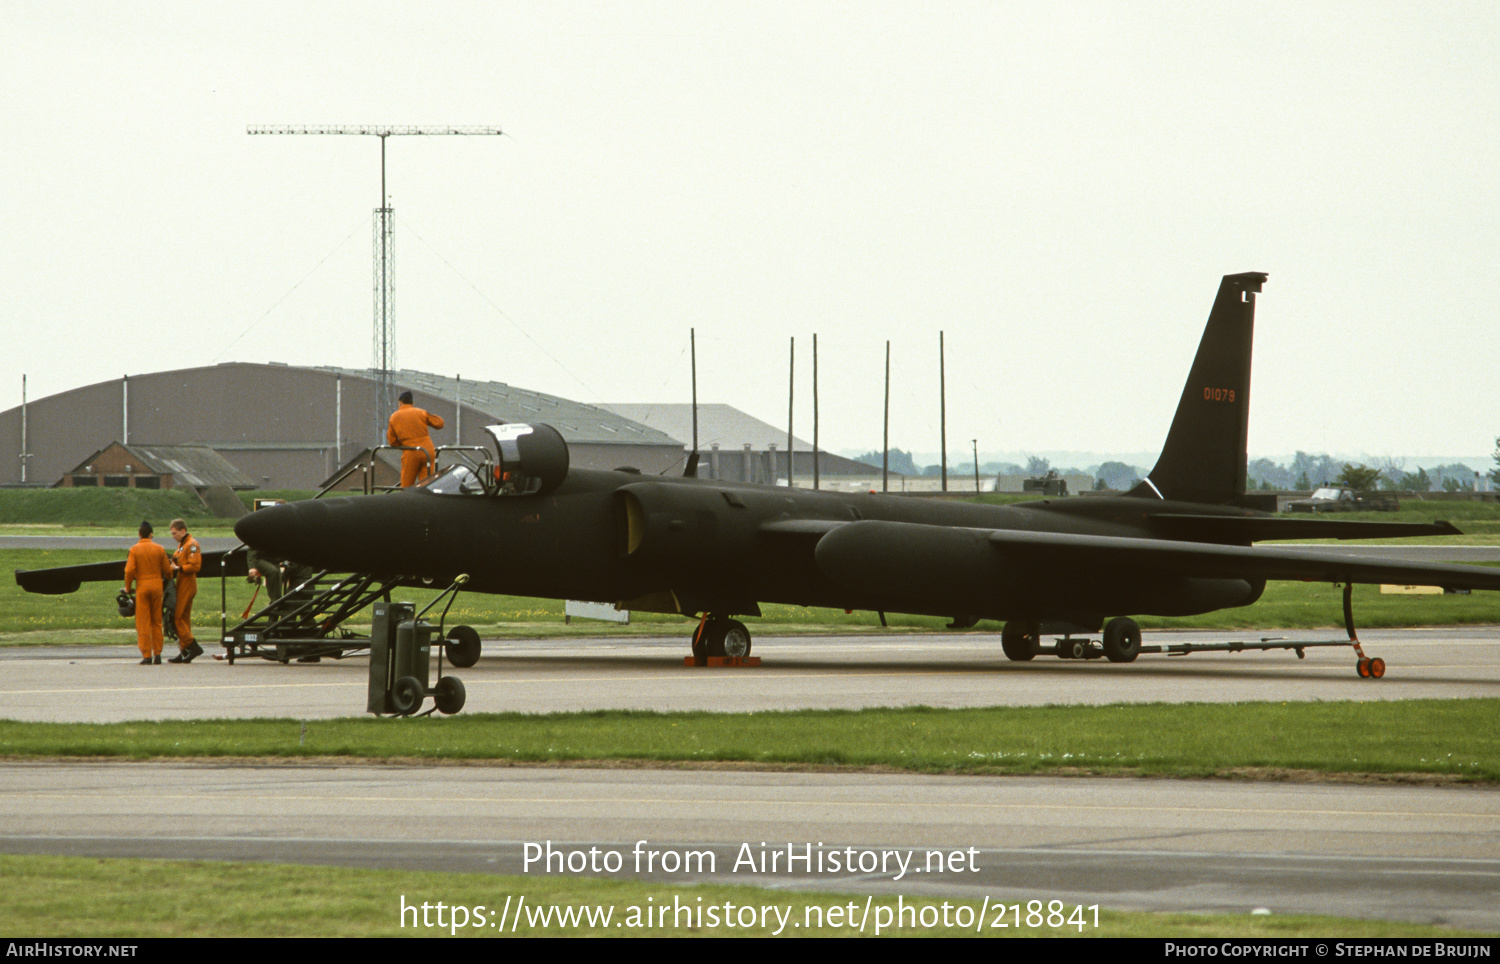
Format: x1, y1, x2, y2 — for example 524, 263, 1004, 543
1248, 453, 1483, 492
854, 446, 1498, 493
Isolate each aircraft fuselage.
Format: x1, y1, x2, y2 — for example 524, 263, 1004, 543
235, 468, 1265, 631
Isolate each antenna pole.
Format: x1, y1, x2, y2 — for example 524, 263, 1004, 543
787, 336, 794, 488
882, 341, 890, 493
812, 334, 819, 491
940, 330, 947, 493
249, 125, 502, 441
690, 328, 698, 454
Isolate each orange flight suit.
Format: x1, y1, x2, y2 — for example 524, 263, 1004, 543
387, 402, 445, 487
172, 533, 202, 650
124, 538, 172, 658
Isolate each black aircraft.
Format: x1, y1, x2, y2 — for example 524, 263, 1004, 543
222, 272, 1500, 672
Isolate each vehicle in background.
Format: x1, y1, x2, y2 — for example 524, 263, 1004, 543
1285, 485, 1398, 513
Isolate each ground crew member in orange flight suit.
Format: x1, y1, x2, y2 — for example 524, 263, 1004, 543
166, 519, 203, 664
123, 521, 172, 665
387, 390, 445, 487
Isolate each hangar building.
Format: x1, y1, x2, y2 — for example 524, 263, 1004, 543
603, 403, 882, 486
0, 364, 686, 490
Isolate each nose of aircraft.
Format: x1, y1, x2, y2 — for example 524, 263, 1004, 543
233, 501, 306, 560
234, 494, 431, 574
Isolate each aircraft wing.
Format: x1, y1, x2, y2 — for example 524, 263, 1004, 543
812, 520, 1500, 591
982, 528, 1500, 589
1145, 513, 1462, 542
15, 548, 251, 595
14, 559, 129, 595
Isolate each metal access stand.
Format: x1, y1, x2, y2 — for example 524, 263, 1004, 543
368, 575, 471, 716
1046, 583, 1388, 678
222, 570, 389, 663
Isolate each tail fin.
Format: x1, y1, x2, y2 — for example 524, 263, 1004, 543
1129, 272, 1266, 505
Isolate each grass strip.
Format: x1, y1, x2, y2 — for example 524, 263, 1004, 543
1, 700, 1495, 781
0, 488, 219, 525
0, 854, 1476, 938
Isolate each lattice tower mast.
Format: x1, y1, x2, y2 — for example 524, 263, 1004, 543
248, 126, 503, 442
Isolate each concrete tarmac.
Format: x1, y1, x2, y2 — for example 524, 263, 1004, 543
0, 761, 1495, 931
1, 630, 1496, 932
1, 628, 1497, 722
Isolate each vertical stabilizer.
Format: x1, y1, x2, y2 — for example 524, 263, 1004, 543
1129, 272, 1265, 505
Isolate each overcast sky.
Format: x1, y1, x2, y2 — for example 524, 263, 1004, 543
4, 2, 1497, 466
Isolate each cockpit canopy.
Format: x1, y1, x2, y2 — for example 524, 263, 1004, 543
487, 423, 569, 495
422, 464, 487, 496
420, 422, 569, 497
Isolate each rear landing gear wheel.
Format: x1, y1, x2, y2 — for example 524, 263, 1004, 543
1369, 657, 1385, 678
1102, 617, 1142, 663
444, 625, 482, 668
1357, 658, 1371, 678
1001, 621, 1039, 662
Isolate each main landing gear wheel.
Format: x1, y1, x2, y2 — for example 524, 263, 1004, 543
695, 617, 752, 658
434, 675, 466, 714
1001, 621, 1039, 662
1356, 657, 1387, 679
444, 625, 482, 668
392, 676, 425, 716
720, 620, 751, 658
1102, 616, 1142, 663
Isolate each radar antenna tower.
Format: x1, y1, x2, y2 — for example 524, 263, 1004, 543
248, 125, 503, 441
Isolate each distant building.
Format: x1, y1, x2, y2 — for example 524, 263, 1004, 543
602, 403, 876, 485
1, 364, 685, 489
59, 442, 256, 491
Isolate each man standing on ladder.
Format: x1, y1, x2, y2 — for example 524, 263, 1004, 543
387, 390, 445, 487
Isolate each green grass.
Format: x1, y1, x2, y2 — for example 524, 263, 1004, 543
1273, 500, 1500, 537
0, 523, 244, 537
0, 487, 346, 531
0, 854, 1471, 938
1, 700, 1494, 781
0, 488, 216, 525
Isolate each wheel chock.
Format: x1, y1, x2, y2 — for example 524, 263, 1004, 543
682, 656, 762, 668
